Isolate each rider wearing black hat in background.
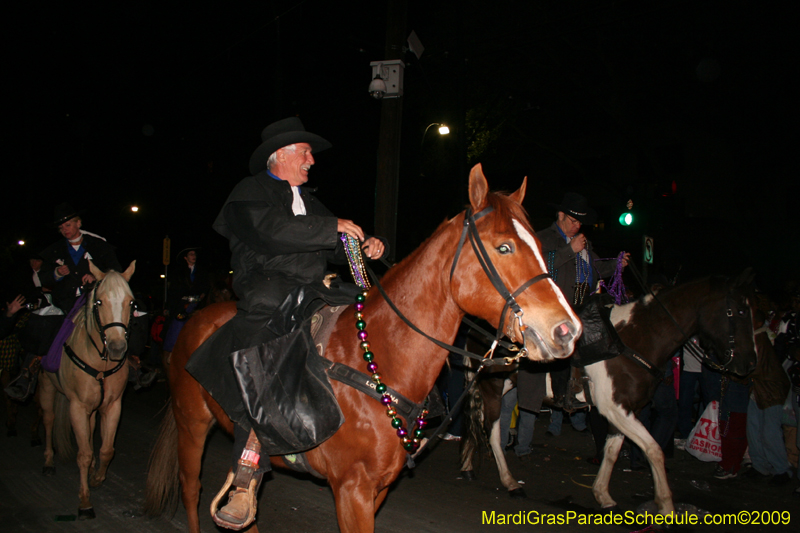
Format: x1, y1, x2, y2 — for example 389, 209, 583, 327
514, 193, 630, 459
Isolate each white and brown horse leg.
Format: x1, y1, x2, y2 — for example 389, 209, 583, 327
488, 415, 525, 497
39, 373, 57, 476
594, 402, 674, 516
493, 378, 526, 497
593, 432, 624, 509
609, 408, 673, 515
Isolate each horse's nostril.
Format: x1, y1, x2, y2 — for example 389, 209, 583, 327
553, 322, 573, 346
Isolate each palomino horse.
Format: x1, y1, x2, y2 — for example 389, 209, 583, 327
144, 164, 582, 533
39, 261, 136, 519
461, 273, 758, 517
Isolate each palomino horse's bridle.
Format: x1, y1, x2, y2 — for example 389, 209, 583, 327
88, 279, 135, 362
63, 279, 135, 403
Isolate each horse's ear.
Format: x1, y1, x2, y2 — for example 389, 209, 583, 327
732, 267, 755, 288
121, 261, 136, 282
509, 176, 527, 205
89, 260, 105, 281
468, 163, 489, 212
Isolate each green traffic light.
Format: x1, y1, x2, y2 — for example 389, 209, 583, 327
619, 212, 634, 226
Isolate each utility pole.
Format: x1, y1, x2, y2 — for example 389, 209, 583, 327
374, 0, 407, 262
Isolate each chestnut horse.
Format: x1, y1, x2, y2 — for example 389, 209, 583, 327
460, 273, 758, 517
145, 164, 582, 533
38, 261, 137, 519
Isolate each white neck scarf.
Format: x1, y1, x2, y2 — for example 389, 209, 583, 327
291, 186, 306, 216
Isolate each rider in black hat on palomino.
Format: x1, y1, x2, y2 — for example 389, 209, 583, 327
186, 117, 387, 530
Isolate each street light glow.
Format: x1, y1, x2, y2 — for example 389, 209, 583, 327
18, 240, 25, 246
438, 125, 450, 135
131, 206, 139, 212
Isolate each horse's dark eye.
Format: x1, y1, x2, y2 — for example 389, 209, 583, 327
497, 244, 513, 255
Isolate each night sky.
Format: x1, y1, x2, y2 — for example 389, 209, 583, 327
5, 0, 797, 304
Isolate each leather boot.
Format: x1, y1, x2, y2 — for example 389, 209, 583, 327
212, 429, 264, 530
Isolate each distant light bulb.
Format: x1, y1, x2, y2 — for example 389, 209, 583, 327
131, 206, 139, 212
438, 126, 450, 135
18, 240, 25, 246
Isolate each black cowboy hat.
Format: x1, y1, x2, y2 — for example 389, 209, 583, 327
551, 192, 597, 225
176, 247, 200, 259
248, 117, 332, 175
53, 202, 83, 226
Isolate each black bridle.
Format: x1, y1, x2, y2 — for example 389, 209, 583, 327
86, 279, 135, 362
361, 205, 558, 462
627, 262, 748, 373
450, 206, 553, 358
367, 206, 554, 367
62, 278, 134, 404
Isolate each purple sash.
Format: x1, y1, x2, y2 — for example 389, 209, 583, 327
41, 294, 88, 373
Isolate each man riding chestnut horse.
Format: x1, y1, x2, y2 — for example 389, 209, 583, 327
186, 117, 388, 529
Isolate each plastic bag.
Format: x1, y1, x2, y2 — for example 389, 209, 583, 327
686, 400, 722, 462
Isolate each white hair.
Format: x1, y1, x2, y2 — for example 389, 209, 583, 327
266, 144, 297, 170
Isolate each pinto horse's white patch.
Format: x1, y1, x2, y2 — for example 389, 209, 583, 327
609, 295, 653, 329
512, 218, 579, 326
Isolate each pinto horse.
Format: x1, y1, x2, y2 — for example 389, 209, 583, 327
39, 261, 136, 519
461, 273, 758, 517
144, 164, 582, 533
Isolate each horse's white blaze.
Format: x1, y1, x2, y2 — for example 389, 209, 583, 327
102, 281, 132, 336
512, 219, 580, 328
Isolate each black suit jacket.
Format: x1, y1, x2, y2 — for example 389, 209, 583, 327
39, 235, 121, 312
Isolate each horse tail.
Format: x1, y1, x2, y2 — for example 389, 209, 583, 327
144, 399, 180, 517
460, 357, 488, 474
53, 392, 75, 460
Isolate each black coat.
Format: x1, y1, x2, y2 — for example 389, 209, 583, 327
167, 263, 212, 318
187, 171, 364, 430
536, 222, 616, 305
39, 235, 121, 312
213, 171, 347, 322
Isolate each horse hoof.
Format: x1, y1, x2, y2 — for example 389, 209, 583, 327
509, 488, 527, 499
460, 470, 477, 481
89, 478, 104, 488
42, 466, 56, 476
30, 437, 42, 448
78, 507, 96, 520
601, 505, 621, 514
